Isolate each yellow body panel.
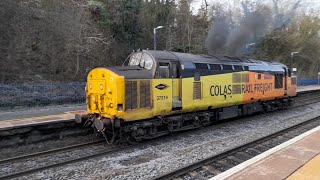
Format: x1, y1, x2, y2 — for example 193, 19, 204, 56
123, 79, 173, 121
182, 72, 243, 113
172, 79, 181, 98
152, 79, 173, 116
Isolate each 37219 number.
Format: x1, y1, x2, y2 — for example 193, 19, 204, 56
156, 96, 168, 100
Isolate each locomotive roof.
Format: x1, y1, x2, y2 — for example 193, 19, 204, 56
106, 50, 287, 79
144, 50, 285, 68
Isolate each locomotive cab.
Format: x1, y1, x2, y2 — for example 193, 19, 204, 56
86, 51, 157, 113
83, 51, 159, 125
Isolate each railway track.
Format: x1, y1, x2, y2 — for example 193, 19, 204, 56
293, 94, 320, 107
154, 115, 320, 180
0, 140, 133, 180
0, 140, 104, 164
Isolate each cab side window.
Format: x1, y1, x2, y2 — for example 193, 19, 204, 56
157, 62, 170, 78
172, 63, 178, 78
288, 69, 292, 77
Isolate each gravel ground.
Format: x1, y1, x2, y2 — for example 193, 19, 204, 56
0, 140, 115, 177
8, 102, 320, 180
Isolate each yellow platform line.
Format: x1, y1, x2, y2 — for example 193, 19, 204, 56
287, 153, 320, 180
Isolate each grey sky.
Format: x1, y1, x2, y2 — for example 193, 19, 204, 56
191, 0, 320, 14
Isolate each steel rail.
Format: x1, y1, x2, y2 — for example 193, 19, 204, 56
0, 140, 104, 164
292, 96, 320, 107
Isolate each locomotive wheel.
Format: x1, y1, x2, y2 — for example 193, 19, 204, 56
94, 118, 104, 132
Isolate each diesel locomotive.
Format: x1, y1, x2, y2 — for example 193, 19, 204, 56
76, 50, 297, 143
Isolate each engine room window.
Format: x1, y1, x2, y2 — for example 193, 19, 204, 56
233, 65, 243, 71
183, 62, 196, 69
209, 64, 222, 70
223, 65, 233, 71
158, 63, 170, 78
194, 63, 208, 69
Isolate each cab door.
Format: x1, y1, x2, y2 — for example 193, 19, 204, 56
153, 61, 173, 116
283, 68, 288, 95
171, 61, 182, 110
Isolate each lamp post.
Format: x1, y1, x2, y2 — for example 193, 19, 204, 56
245, 43, 256, 54
246, 43, 256, 49
290, 52, 299, 72
153, 26, 163, 50
318, 72, 320, 86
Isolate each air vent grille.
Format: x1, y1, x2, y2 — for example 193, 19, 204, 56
242, 74, 249, 82
193, 82, 201, 100
233, 85, 242, 94
140, 80, 151, 108
233, 74, 242, 83
125, 81, 137, 110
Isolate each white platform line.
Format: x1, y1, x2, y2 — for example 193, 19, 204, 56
209, 125, 320, 180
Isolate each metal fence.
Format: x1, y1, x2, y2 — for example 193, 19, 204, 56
297, 78, 318, 86
0, 83, 86, 110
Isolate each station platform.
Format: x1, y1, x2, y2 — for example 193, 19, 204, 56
211, 125, 320, 180
0, 85, 319, 131
0, 110, 86, 130
0, 104, 86, 121
297, 85, 320, 93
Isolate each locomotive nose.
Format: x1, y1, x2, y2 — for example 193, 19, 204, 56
87, 74, 107, 113
86, 68, 124, 119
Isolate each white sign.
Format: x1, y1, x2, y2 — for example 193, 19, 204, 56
292, 68, 297, 72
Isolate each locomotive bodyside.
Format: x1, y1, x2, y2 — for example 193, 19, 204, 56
78, 50, 297, 142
